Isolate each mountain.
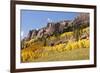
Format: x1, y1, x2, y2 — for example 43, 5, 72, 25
22, 13, 89, 42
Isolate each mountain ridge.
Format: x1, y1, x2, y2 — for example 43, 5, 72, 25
22, 13, 89, 42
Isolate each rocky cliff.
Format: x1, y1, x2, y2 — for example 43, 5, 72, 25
23, 13, 89, 41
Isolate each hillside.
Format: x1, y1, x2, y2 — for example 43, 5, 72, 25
21, 13, 90, 62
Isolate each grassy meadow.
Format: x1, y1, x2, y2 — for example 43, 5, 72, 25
21, 27, 90, 62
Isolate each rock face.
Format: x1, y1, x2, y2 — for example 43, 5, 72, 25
24, 30, 38, 41
72, 13, 89, 26
44, 20, 69, 36
37, 28, 46, 38
22, 13, 89, 41
26, 30, 33, 41
31, 30, 38, 39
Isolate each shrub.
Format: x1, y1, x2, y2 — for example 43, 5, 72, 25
60, 32, 73, 39
21, 42, 43, 62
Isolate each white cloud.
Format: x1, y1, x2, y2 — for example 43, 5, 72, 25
36, 28, 38, 30
47, 18, 52, 22
21, 31, 24, 37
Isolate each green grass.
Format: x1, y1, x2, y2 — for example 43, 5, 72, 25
31, 48, 89, 62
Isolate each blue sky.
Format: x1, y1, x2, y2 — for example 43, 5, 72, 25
21, 10, 79, 38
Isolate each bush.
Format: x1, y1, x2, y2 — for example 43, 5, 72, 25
60, 32, 73, 39
63, 39, 90, 51
21, 42, 43, 62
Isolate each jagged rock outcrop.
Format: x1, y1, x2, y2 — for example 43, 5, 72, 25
31, 30, 38, 39
72, 13, 89, 26
22, 13, 89, 41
